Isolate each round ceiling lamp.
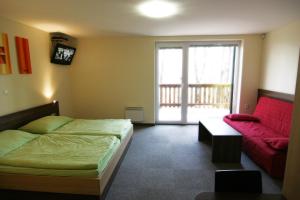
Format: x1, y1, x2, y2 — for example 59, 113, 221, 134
137, 0, 179, 19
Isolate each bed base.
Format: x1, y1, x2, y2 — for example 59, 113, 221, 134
0, 102, 133, 199
0, 190, 100, 200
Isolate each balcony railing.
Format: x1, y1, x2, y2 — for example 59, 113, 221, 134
159, 84, 231, 108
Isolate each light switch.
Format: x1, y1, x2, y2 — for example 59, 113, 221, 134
3, 90, 8, 95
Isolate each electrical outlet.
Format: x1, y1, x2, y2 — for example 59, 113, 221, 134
244, 103, 249, 111
3, 90, 8, 95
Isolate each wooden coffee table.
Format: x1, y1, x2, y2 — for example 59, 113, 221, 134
198, 118, 242, 163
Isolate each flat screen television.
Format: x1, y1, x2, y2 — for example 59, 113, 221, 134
51, 43, 76, 65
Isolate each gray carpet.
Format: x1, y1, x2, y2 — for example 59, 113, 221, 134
105, 125, 282, 200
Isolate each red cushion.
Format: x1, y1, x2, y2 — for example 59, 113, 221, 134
263, 138, 289, 150
225, 114, 260, 122
253, 97, 293, 137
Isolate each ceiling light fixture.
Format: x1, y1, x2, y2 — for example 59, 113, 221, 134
137, 0, 178, 19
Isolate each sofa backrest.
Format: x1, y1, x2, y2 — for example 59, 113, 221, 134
253, 96, 293, 137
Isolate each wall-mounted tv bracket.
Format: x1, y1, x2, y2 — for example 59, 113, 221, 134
50, 32, 77, 56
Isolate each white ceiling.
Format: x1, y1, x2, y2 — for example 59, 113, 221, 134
0, 0, 300, 37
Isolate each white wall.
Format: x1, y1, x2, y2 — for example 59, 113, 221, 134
70, 35, 263, 122
0, 17, 73, 116
260, 21, 300, 94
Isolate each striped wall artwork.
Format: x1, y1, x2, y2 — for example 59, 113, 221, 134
15, 36, 32, 74
0, 33, 12, 75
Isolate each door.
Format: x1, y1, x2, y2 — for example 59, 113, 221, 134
156, 42, 239, 124
156, 44, 184, 123
187, 44, 237, 122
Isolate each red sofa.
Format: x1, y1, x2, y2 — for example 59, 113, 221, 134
224, 96, 293, 178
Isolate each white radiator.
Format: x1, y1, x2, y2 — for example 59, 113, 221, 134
125, 107, 144, 122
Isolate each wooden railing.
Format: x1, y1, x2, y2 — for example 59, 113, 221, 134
159, 84, 231, 108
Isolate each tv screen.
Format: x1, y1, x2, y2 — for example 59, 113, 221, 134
51, 43, 76, 65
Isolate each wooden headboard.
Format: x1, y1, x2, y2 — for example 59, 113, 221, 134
258, 89, 294, 103
0, 101, 59, 131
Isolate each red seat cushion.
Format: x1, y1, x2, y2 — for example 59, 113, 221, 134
253, 97, 293, 137
223, 117, 278, 138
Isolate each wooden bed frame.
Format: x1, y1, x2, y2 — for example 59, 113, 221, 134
258, 89, 294, 102
0, 101, 60, 131
0, 101, 133, 200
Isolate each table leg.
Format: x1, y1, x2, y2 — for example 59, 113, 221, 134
198, 121, 210, 141
212, 136, 242, 163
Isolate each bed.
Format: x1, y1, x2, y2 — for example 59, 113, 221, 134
0, 101, 133, 200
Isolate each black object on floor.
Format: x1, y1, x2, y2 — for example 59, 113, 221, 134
214, 170, 262, 193
195, 192, 286, 200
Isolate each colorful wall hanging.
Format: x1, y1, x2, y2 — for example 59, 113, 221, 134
15, 36, 32, 74
0, 33, 12, 75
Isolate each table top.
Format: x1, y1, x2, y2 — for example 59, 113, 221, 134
195, 192, 286, 200
199, 117, 241, 136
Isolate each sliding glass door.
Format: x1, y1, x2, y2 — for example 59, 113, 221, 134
156, 42, 239, 124
187, 45, 236, 122
156, 45, 184, 122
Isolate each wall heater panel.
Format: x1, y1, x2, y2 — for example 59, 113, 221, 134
125, 107, 144, 122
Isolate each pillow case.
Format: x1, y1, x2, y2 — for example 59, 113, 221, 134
263, 137, 289, 150
0, 130, 38, 156
225, 114, 260, 122
19, 116, 73, 134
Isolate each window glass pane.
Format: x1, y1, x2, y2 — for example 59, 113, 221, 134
158, 48, 182, 84
158, 48, 182, 121
187, 46, 234, 122
188, 46, 234, 84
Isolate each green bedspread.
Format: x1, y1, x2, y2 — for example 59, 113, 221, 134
51, 119, 132, 140
0, 134, 120, 175
0, 130, 39, 156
